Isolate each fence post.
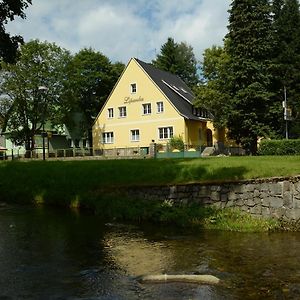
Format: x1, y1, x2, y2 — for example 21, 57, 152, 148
149, 142, 156, 158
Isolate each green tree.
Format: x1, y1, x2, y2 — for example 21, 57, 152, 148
195, 45, 230, 128
152, 37, 199, 87
1, 39, 72, 150
225, 0, 274, 154
67, 48, 124, 145
0, 0, 32, 64
271, 0, 300, 138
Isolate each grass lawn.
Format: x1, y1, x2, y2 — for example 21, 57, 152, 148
0, 155, 299, 203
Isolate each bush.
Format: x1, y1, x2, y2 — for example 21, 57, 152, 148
258, 139, 300, 155
168, 135, 184, 151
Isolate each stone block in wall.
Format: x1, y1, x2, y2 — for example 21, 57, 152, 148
294, 181, 300, 193
212, 202, 225, 209
240, 205, 250, 212
201, 197, 214, 204
250, 205, 262, 215
270, 197, 284, 209
294, 199, 300, 209
245, 184, 256, 193
228, 191, 238, 201
168, 186, 178, 199
211, 191, 220, 201
282, 181, 290, 193
253, 189, 260, 198
220, 193, 228, 202
285, 208, 295, 220
261, 197, 270, 207
235, 198, 245, 207
241, 192, 251, 201
293, 209, 300, 220
261, 207, 271, 217
225, 200, 234, 208
283, 191, 293, 208
246, 198, 256, 207
271, 183, 283, 195
198, 186, 211, 196
177, 185, 187, 192
272, 207, 286, 219
260, 183, 271, 192
211, 185, 222, 192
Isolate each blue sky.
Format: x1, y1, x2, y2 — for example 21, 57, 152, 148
6, 0, 230, 64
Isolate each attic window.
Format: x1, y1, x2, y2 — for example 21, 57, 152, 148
172, 85, 179, 91
130, 83, 137, 94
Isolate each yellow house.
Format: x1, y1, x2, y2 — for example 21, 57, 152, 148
93, 58, 223, 156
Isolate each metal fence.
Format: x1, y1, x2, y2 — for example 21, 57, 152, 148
0, 144, 245, 161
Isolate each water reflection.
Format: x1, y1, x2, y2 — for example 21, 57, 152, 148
0, 204, 299, 299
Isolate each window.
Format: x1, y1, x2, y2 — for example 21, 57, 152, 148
157, 101, 164, 113
119, 106, 127, 117
130, 83, 137, 94
108, 108, 114, 118
102, 132, 114, 144
158, 127, 173, 139
142, 103, 151, 115
131, 129, 140, 142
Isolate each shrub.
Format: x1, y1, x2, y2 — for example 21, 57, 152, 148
258, 139, 300, 155
168, 135, 184, 151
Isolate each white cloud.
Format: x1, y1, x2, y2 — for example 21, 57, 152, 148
5, 0, 229, 63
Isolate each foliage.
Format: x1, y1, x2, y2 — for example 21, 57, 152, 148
66, 48, 124, 144
168, 135, 184, 151
0, 0, 32, 64
203, 208, 279, 232
0, 39, 72, 150
271, 0, 300, 138
258, 139, 300, 155
225, 0, 275, 154
195, 45, 230, 128
152, 37, 199, 87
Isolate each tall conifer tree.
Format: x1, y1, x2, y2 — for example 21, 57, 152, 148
152, 37, 198, 87
225, 0, 274, 154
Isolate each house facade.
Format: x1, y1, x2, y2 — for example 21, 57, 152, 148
93, 58, 225, 155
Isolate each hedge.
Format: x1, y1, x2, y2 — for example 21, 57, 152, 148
258, 139, 300, 155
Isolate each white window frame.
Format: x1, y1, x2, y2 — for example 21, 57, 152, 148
107, 108, 114, 118
158, 126, 174, 140
119, 106, 127, 118
142, 103, 151, 115
157, 101, 164, 113
130, 129, 140, 142
102, 132, 114, 144
130, 83, 137, 94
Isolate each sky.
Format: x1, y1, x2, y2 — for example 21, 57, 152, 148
6, 0, 230, 64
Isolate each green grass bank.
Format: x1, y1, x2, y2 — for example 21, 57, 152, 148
1, 156, 299, 231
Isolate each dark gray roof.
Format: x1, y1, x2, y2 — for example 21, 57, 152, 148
136, 58, 207, 121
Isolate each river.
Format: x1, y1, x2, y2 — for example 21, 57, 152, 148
0, 203, 300, 299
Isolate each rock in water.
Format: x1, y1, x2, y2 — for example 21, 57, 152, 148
139, 274, 220, 285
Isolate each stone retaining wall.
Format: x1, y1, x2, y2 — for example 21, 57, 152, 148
125, 176, 300, 221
